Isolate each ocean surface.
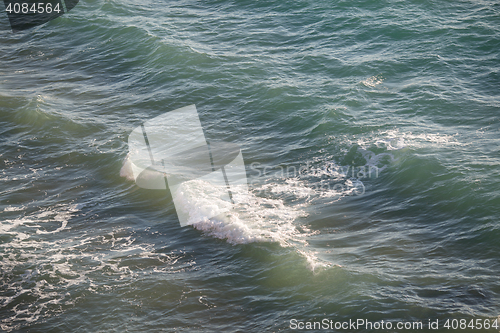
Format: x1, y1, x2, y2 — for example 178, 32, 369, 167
1, 0, 499, 332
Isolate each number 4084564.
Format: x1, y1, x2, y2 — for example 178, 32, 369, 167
5, 3, 62, 14
444, 318, 499, 330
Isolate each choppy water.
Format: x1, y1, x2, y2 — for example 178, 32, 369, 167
1, 0, 499, 332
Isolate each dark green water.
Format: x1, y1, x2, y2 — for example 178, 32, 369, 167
1, 0, 499, 332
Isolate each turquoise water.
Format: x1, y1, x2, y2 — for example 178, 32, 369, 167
1, 0, 499, 331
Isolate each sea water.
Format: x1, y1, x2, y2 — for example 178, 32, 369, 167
0, 0, 499, 331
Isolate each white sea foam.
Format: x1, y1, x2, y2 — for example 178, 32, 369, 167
0, 204, 77, 239
0, 203, 82, 331
0, 202, 191, 331
357, 149, 398, 173
34, 204, 78, 234
173, 168, 362, 248
3, 206, 25, 212
120, 159, 332, 269
356, 129, 462, 151
361, 75, 384, 88
177, 182, 309, 246
120, 155, 312, 247
119, 153, 365, 271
